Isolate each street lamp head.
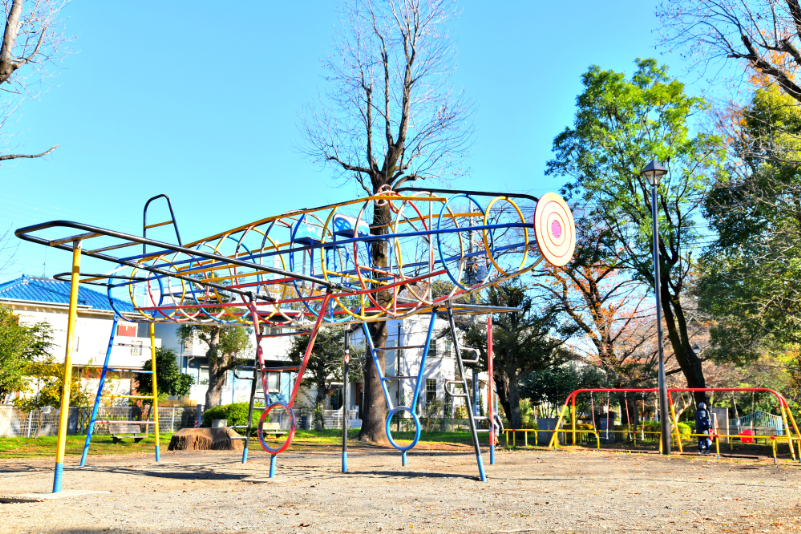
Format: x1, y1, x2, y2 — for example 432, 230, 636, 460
640, 160, 668, 186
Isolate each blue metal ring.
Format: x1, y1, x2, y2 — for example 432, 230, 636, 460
385, 406, 421, 453
436, 194, 493, 291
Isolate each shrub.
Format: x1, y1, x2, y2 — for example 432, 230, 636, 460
641, 420, 692, 436
202, 403, 251, 428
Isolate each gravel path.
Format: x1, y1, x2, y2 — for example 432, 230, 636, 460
1, 444, 800, 533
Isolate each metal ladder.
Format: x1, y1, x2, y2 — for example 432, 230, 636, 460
80, 318, 161, 466
442, 301, 488, 481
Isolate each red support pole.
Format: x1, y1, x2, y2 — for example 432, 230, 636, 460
288, 293, 333, 407
488, 314, 495, 464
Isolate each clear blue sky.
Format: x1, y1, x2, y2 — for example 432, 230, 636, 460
1, 1, 689, 280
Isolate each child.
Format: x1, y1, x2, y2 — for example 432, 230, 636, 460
695, 402, 712, 454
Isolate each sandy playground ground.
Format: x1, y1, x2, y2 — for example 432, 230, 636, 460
1, 442, 800, 533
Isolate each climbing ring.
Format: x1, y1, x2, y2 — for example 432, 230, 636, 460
385, 406, 421, 453
374, 184, 394, 207
257, 401, 297, 454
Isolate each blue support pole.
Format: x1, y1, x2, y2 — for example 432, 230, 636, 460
269, 455, 277, 478
80, 316, 119, 467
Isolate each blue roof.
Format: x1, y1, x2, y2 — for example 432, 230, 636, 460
0, 275, 135, 313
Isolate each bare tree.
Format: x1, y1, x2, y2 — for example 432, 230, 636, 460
0, 0, 67, 162
657, 0, 801, 102
531, 213, 656, 384
301, 0, 473, 443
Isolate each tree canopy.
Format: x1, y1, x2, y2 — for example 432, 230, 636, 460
178, 324, 251, 408
700, 85, 801, 363
0, 304, 54, 400
134, 347, 194, 404
546, 58, 724, 402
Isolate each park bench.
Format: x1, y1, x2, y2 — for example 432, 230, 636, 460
109, 423, 148, 444
261, 422, 287, 438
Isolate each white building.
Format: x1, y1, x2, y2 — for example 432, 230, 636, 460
0, 275, 161, 404
1, 275, 488, 417
348, 314, 490, 418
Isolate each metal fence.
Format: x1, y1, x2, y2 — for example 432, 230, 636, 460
0, 405, 200, 438
736, 411, 785, 435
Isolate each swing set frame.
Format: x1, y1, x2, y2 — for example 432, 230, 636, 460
548, 387, 801, 460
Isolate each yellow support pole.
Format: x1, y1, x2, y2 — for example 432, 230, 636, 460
53, 241, 82, 493
548, 404, 569, 449
778, 402, 796, 461
524, 430, 528, 448
149, 322, 161, 462
667, 393, 683, 453
571, 404, 576, 446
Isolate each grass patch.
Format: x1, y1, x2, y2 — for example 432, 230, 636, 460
0, 429, 482, 458
0, 433, 174, 459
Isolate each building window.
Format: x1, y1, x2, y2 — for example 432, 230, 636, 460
137, 322, 150, 338
385, 340, 396, 376
199, 367, 209, 386
267, 372, 280, 393
426, 379, 437, 404
427, 339, 437, 357
131, 340, 142, 356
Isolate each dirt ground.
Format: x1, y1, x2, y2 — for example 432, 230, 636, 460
1, 442, 800, 533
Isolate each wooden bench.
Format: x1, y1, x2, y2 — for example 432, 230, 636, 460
109, 423, 148, 444
261, 422, 287, 438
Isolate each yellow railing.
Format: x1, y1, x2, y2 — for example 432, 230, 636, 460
506, 424, 799, 462
503, 428, 600, 449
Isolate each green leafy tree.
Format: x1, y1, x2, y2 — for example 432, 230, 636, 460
521, 365, 607, 418
0, 304, 54, 399
14, 353, 89, 411
178, 324, 251, 408
12, 318, 88, 435
134, 347, 194, 405
547, 58, 725, 403
463, 281, 577, 429
700, 85, 801, 365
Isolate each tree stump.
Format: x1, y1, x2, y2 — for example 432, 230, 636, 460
168, 428, 244, 451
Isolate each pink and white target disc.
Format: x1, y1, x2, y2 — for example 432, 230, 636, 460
534, 192, 576, 267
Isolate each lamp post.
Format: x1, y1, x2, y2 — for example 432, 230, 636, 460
640, 160, 671, 456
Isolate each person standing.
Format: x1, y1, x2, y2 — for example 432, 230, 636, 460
696, 402, 712, 454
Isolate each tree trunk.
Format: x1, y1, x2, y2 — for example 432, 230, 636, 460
316, 365, 327, 407
660, 282, 706, 404
507, 370, 523, 429
204, 327, 224, 408
357, 321, 389, 444
356, 198, 392, 445
205, 360, 224, 408
494, 372, 511, 424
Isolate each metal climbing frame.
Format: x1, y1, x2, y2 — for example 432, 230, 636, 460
15, 186, 576, 491
229, 296, 332, 477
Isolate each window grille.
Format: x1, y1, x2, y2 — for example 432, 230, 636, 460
426, 379, 437, 404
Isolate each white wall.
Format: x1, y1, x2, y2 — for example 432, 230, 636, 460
10, 303, 160, 369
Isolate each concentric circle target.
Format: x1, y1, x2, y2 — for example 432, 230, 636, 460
533, 192, 575, 267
